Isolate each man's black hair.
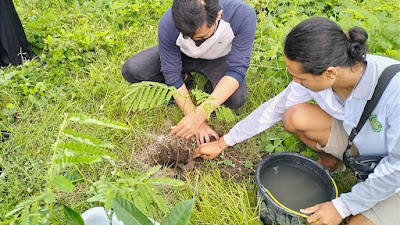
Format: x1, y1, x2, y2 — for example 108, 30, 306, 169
172, 0, 220, 37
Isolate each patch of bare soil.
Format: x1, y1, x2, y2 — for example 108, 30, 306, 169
136, 134, 260, 181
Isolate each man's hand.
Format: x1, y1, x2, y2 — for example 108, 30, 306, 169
170, 75, 239, 139
193, 137, 228, 159
170, 111, 207, 139
300, 201, 343, 225
195, 122, 219, 144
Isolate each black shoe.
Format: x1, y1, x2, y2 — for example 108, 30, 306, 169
1, 130, 10, 142
209, 111, 217, 118
184, 73, 194, 90
167, 97, 175, 106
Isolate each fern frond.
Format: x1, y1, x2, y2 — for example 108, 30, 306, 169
138, 86, 151, 110
123, 81, 176, 112
58, 142, 116, 159
30, 202, 39, 225
86, 181, 109, 203
146, 86, 157, 108
164, 88, 174, 102
132, 188, 148, 214
153, 193, 169, 214
156, 88, 170, 106
55, 155, 102, 165
20, 206, 29, 225
62, 129, 114, 149
146, 184, 168, 214
137, 184, 152, 205
5, 194, 45, 217
147, 201, 156, 219
215, 106, 236, 122
68, 114, 130, 130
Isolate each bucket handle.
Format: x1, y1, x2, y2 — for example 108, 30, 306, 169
264, 178, 339, 219
264, 188, 309, 218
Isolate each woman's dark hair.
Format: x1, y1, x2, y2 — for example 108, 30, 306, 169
172, 0, 219, 37
284, 17, 369, 75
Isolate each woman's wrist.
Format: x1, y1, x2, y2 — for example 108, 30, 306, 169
217, 137, 229, 150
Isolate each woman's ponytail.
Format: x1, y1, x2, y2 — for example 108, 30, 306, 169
347, 26, 369, 63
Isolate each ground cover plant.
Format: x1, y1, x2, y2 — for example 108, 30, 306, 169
1, 0, 399, 224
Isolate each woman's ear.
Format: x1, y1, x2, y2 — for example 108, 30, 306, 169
324, 67, 337, 80
217, 10, 223, 20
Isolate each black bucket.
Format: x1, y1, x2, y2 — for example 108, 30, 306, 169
255, 153, 338, 225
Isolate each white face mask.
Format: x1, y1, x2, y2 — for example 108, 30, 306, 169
176, 19, 235, 60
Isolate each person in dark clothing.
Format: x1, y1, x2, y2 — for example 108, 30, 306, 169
0, 0, 35, 66
122, 0, 257, 144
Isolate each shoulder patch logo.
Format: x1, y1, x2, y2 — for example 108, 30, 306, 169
369, 114, 382, 133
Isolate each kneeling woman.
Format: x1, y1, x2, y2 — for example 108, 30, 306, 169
195, 17, 400, 225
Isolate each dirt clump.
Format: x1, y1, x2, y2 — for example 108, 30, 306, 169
137, 134, 259, 181
138, 135, 196, 172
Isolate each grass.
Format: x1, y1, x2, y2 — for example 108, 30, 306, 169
1, 0, 399, 224
177, 167, 261, 225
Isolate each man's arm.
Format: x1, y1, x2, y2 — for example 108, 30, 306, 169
170, 76, 239, 139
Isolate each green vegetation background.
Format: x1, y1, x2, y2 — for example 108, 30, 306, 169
0, 0, 399, 224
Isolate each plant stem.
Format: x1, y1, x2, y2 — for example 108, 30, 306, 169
48, 113, 69, 220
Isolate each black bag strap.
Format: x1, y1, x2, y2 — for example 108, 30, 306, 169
348, 64, 400, 143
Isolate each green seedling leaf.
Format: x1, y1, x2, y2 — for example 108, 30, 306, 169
113, 198, 153, 225
245, 161, 254, 168
264, 144, 275, 153
161, 199, 195, 225
147, 178, 184, 186
51, 175, 75, 193
64, 205, 84, 225
223, 159, 233, 166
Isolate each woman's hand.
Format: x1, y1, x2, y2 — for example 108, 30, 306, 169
195, 122, 219, 144
193, 137, 229, 159
300, 201, 343, 225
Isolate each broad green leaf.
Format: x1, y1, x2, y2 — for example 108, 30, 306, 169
44, 193, 56, 203
113, 198, 153, 225
51, 175, 75, 193
64, 205, 84, 225
264, 144, 275, 153
147, 178, 184, 186
161, 199, 195, 225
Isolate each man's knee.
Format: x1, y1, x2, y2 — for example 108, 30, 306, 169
223, 90, 247, 109
121, 60, 140, 83
121, 46, 161, 84
282, 103, 309, 133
